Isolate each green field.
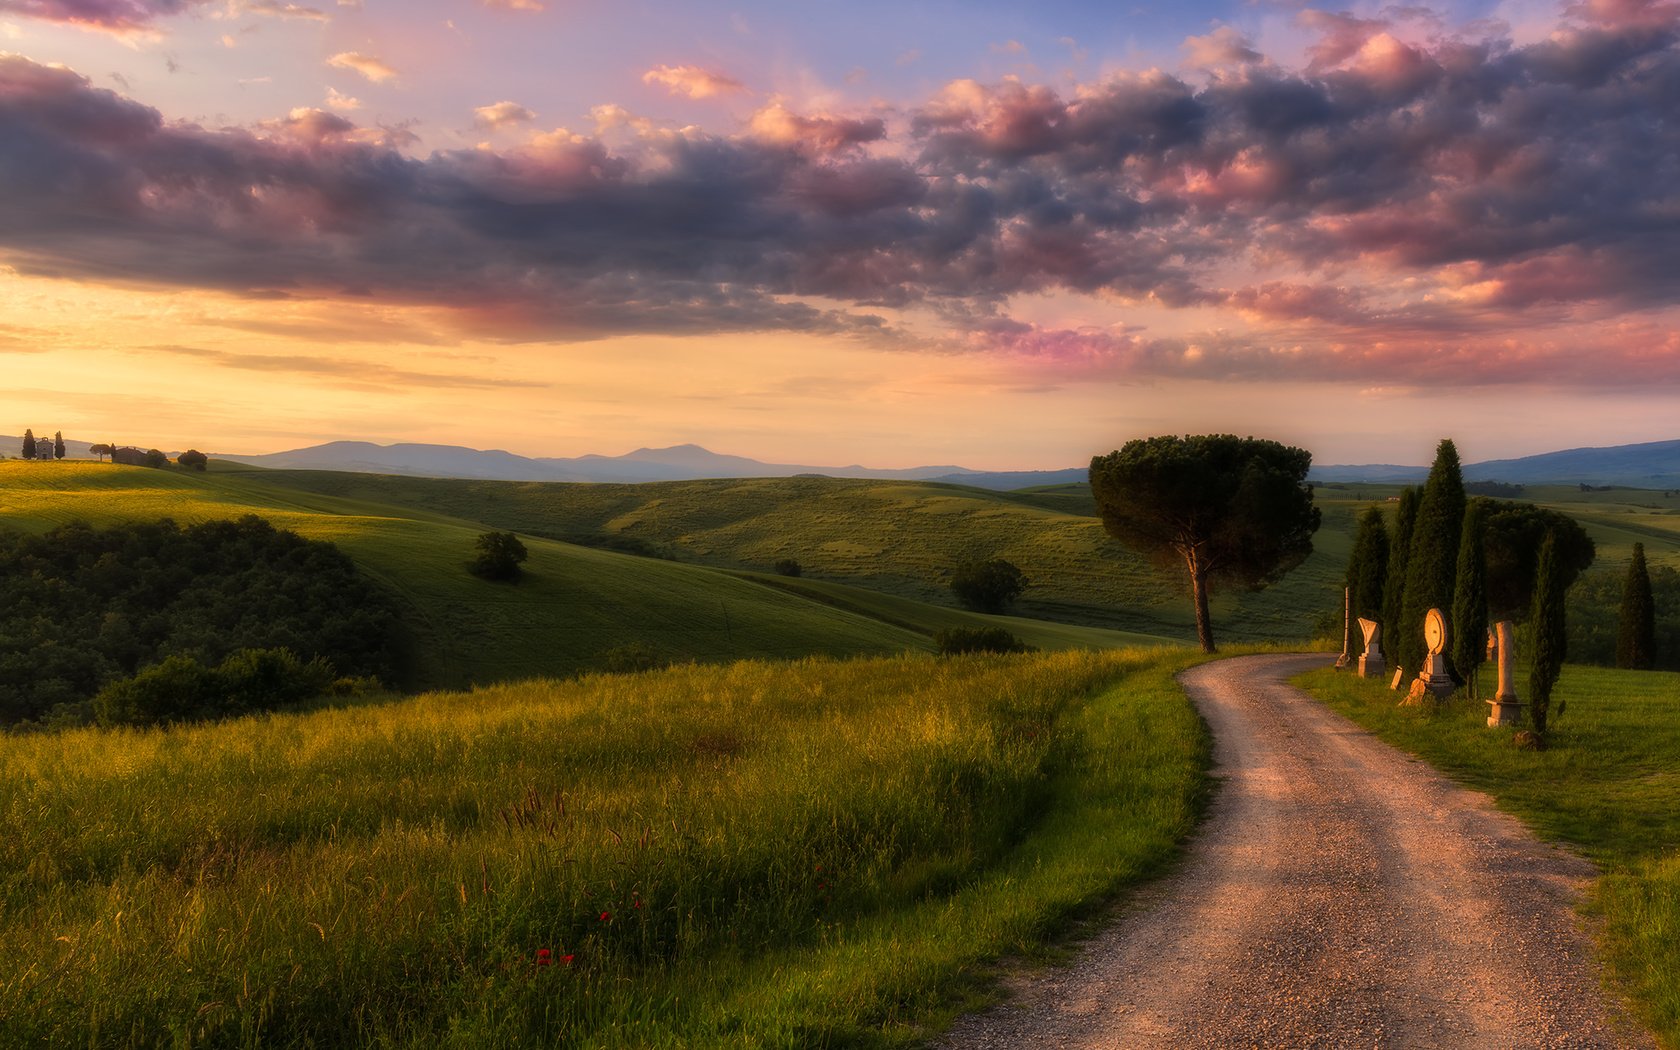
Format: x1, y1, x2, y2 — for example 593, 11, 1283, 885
0, 462, 1164, 691
210, 465, 1357, 644
1297, 664, 1680, 1047
0, 647, 1214, 1048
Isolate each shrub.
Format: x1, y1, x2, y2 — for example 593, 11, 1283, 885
603, 642, 669, 674
94, 648, 340, 727
774, 558, 802, 577
950, 559, 1028, 613
934, 627, 1031, 655
470, 531, 528, 581
177, 449, 208, 471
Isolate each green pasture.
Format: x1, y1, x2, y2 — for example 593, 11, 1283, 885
0, 647, 1213, 1048
213, 465, 1352, 644
1297, 664, 1680, 1046
0, 462, 1181, 691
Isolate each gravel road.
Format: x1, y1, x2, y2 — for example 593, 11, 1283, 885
938, 653, 1652, 1049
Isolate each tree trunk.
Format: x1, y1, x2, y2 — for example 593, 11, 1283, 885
1186, 553, 1216, 653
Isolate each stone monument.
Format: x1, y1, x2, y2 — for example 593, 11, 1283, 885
1334, 587, 1352, 670
1357, 618, 1385, 679
1486, 620, 1524, 726
1404, 608, 1455, 704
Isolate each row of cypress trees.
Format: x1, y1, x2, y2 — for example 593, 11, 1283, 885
1343, 439, 1582, 734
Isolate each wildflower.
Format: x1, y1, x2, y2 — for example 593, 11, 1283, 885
600, 910, 611, 922
535, 949, 552, 967
562, 953, 576, 966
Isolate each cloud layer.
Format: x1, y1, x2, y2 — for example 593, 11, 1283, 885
2, 0, 1679, 383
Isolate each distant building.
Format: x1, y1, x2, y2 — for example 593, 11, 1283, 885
33, 437, 54, 461
111, 447, 149, 467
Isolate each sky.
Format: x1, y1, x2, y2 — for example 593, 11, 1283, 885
0, 0, 1677, 468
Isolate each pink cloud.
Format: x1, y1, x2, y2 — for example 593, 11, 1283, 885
642, 64, 749, 100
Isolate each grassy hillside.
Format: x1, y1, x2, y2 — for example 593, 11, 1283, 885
1298, 664, 1680, 1046
216, 466, 1356, 644
0, 647, 1214, 1048
0, 462, 1162, 691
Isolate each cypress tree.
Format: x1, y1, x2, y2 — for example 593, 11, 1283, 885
1400, 440, 1467, 676
1529, 530, 1567, 737
1346, 506, 1389, 624
1450, 498, 1489, 697
53, 431, 65, 459
21, 429, 35, 459
1381, 487, 1419, 668
1618, 542, 1655, 670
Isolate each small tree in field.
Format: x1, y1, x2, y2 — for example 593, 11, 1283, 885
950, 558, 1028, 613
20, 430, 35, 459
1618, 542, 1655, 670
89, 443, 112, 462
1528, 530, 1567, 737
1451, 498, 1489, 696
773, 558, 802, 577
53, 432, 65, 460
470, 531, 528, 581
1090, 435, 1320, 653
177, 450, 208, 471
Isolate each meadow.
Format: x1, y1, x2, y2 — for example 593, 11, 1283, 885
214, 466, 1361, 643
1297, 664, 1680, 1046
0, 647, 1213, 1048
0, 462, 1161, 692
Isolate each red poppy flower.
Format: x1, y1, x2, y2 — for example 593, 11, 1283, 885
535, 949, 552, 967
600, 910, 611, 922
561, 954, 576, 966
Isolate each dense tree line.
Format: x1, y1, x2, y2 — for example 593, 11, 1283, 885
0, 516, 406, 725
1570, 560, 1680, 671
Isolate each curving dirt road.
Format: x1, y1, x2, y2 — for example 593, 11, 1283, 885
939, 653, 1652, 1049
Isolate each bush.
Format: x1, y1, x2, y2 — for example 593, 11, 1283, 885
470, 531, 528, 581
603, 642, 669, 674
177, 449, 208, 471
143, 449, 169, 469
934, 627, 1031, 655
94, 648, 339, 726
774, 558, 802, 577
950, 559, 1028, 613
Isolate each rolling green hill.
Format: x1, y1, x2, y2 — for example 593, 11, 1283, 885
213, 466, 1359, 643
0, 462, 1166, 690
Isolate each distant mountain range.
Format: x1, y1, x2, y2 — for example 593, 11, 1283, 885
209, 440, 1092, 489
1309, 439, 1680, 489
8, 434, 1678, 491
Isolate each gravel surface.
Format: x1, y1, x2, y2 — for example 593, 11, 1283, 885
938, 653, 1652, 1050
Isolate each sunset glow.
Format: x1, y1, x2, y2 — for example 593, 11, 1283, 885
2, 0, 1677, 465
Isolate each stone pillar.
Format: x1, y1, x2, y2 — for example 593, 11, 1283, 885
1487, 620, 1524, 726
1335, 587, 1352, 670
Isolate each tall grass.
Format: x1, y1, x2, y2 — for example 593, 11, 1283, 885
1297, 664, 1680, 1047
2, 647, 1209, 1047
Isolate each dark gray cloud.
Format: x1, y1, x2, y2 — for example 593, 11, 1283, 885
2, 0, 1679, 380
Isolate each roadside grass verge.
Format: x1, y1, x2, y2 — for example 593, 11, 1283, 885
3, 646, 1211, 1048
1295, 664, 1680, 1047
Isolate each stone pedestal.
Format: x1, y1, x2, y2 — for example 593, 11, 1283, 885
1356, 618, 1384, 679
1487, 620, 1522, 727
1486, 695, 1525, 726
1404, 651, 1455, 705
